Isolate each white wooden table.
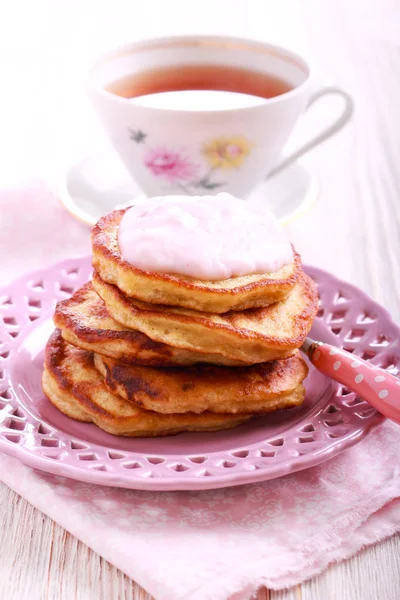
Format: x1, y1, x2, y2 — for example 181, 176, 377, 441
1, 0, 400, 597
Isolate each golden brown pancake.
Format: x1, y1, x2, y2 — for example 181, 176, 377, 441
54, 283, 249, 367
92, 270, 318, 364
94, 351, 307, 414
42, 330, 253, 437
91, 208, 302, 313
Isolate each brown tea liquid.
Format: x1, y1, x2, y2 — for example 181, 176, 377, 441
105, 64, 292, 109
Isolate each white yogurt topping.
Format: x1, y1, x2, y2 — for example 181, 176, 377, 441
118, 193, 293, 281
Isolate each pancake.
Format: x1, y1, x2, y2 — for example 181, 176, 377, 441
54, 283, 249, 367
42, 330, 252, 437
91, 208, 302, 313
92, 270, 318, 364
94, 352, 307, 414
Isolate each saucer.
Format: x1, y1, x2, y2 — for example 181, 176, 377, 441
58, 150, 318, 226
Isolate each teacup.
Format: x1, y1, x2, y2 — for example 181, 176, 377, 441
88, 35, 353, 198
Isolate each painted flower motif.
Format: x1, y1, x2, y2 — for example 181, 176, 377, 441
202, 136, 251, 169
144, 147, 198, 182
129, 128, 147, 143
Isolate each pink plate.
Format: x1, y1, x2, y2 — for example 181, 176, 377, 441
0, 257, 399, 491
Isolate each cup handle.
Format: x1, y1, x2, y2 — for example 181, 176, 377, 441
268, 86, 354, 177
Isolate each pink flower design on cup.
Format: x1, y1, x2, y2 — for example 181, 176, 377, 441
130, 128, 252, 190
144, 147, 198, 182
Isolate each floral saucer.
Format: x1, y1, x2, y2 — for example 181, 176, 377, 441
58, 150, 318, 227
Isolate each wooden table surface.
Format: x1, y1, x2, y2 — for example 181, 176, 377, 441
1, 0, 400, 598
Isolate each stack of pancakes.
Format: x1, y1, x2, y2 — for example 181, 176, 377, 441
42, 208, 318, 437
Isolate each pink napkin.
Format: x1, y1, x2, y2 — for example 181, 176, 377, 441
1, 422, 400, 599
1, 184, 400, 599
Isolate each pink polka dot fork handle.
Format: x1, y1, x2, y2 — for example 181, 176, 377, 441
303, 338, 400, 424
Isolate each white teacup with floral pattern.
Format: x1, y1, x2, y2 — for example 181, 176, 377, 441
88, 35, 353, 198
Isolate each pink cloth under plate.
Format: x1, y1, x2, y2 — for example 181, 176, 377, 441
1, 184, 400, 599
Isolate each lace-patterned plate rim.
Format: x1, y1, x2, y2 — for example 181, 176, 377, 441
0, 256, 398, 491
